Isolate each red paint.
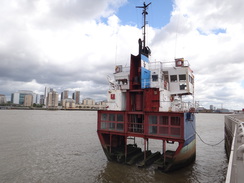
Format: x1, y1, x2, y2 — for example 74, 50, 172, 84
111, 94, 115, 99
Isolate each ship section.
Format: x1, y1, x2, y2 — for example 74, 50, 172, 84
97, 2, 196, 172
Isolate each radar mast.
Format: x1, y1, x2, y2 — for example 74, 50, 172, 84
136, 2, 151, 56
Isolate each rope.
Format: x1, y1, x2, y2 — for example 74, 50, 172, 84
190, 118, 225, 146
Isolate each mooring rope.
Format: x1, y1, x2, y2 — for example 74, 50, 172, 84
190, 117, 225, 146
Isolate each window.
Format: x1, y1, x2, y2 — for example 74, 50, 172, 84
109, 114, 115, 121
101, 122, 106, 129
189, 75, 194, 84
117, 114, 124, 122
159, 116, 169, 125
179, 74, 186, 81
152, 74, 158, 82
149, 126, 157, 134
109, 123, 115, 130
171, 117, 180, 126
149, 115, 157, 124
101, 113, 107, 121
170, 75, 177, 82
179, 83, 187, 90
117, 123, 124, 131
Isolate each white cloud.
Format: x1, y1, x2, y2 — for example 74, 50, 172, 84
0, 0, 243, 109
147, 0, 244, 109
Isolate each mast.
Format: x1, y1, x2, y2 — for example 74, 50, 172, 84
136, 2, 151, 54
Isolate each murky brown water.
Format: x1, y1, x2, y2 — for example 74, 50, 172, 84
0, 110, 227, 183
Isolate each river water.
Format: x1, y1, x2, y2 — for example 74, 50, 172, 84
0, 110, 227, 183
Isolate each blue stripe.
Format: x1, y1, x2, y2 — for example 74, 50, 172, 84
141, 54, 149, 63
184, 134, 195, 146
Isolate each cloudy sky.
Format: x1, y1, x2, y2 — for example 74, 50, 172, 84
0, 0, 244, 110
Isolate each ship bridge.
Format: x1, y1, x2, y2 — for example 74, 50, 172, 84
108, 58, 194, 112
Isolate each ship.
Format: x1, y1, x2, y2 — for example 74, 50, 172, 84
97, 2, 196, 172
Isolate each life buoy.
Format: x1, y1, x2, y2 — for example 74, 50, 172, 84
175, 58, 184, 67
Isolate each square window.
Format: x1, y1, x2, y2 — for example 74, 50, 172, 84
180, 83, 187, 90
149, 115, 157, 124
117, 114, 124, 122
117, 123, 124, 131
101, 113, 107, 121
159, 116, 168, 125
109, 114, 115, 121
170, 75, 177, 82
152, 74, 158, 81
179, 74, 186, 81
149, 126, 157, 134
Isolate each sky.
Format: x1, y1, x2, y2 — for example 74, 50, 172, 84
0, 0, 244, 110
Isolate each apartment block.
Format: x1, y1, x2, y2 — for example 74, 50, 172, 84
0, 94, 6, 104
47, 91, 59, 108
72, 91, 80, 104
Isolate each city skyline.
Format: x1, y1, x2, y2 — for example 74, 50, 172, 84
2, 87, 104, 105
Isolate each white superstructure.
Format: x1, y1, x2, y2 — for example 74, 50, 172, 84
106, 58, 195, 112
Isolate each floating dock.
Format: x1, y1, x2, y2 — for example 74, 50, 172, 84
225, 114, 244, 183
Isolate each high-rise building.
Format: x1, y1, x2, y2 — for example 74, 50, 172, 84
11, 90, 34, 105
32, 93, 40, 104
0, 94, 6, 104
44, 87, 53, 106
47, 91, 59, 108
72, 91, 80, 104
24, 95, 33, 106
40, 95, 45, 105
61, 90, 69, 100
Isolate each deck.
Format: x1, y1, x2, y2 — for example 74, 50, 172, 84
225, 114, 244, 183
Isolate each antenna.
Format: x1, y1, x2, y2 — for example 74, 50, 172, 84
136, 2, 151, 51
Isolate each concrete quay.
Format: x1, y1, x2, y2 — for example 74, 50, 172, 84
225, 114, 244, 183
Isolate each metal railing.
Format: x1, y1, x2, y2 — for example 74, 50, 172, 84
225, 115, 244, 183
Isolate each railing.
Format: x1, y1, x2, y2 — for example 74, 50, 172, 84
225, 115, 244, 183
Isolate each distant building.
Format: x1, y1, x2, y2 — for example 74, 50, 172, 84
33, 93, 40, 104
47, 91, 59, 109
40, 95, 45, 105
72, 91, 80, 104
62, 98, 75, 109
83, 98, 95, 105
196, 106, 206, 112
11, 92, 19, 104
76, 99, 106, 110
0, 94, 6, 104
215, 108, 230, 113
61, 90, 69, 100
11, 90, 34, 105
44, 87, 53, 106
24, 95, 33, 107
